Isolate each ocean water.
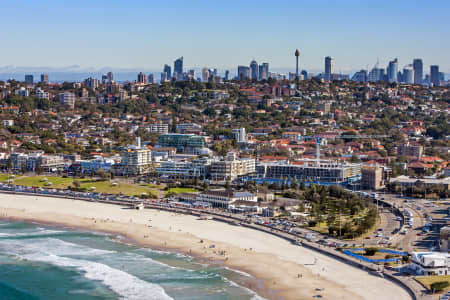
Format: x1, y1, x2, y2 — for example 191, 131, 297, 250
0, 220, 263, 300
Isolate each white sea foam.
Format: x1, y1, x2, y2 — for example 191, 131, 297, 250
0, 237, 114, 257
223, 266, 253, 277
0, 229, 65, 237
22, 253, 173, 300
0, 236, 172, 300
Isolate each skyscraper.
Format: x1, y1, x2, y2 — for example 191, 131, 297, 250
107, 72, 114, 83
295, 49, 300, 78
301, 70, 308, 80
387, 58, 398, 83
137, 72, 146, 84
25, 74, 33, 84
259, 63, 269, 80
40, 73, 49, 84
413, 59, 423, 85
148, 74, 154, 84
174, 57, 183, 79
224, 70, 230, 81
163, 64, 172, 79
368, 67, 385, 82
201, 68, 210, 82
351, 70, 368, 83
324, 56, 334, 81
403, 65, 414, 84
237, 66, 250, 80
430, 65, 440, 86
250, 60, 259, 80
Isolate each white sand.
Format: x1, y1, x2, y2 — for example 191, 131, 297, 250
0, 194, 411, 300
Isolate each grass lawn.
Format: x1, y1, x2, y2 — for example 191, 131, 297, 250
164, 187, 198, 196
139, 183, 164, 189
80, 180, 158, 197
416, 275, 450, 292
308, 212, 381, 240
0, 174, 15, 182
12, 176, 158, 197
13, 176, 75, 188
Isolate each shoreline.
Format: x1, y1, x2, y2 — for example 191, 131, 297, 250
0, 193, 412, 300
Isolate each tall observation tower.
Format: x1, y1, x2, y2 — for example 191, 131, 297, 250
295, 49, 300, 79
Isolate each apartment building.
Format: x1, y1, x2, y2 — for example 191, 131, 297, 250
361, 166, 384, 190
210, 152, 256, 182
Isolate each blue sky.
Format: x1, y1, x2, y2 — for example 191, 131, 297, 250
1, 0, 449, 73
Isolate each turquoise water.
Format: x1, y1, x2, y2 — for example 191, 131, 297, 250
0, 220, 263, 300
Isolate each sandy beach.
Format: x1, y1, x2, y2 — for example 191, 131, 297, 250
0, 193, 411, 300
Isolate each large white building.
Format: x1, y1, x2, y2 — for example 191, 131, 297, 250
210, 152, 256, 182
410, 252, 450, 276
116, 148, 152, 176
194, 190, 257, 208
255, 159, 361, 184
156, 158, 211, 179
36, 87, 50, 100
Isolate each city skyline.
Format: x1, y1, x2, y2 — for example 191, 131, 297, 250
0, 0, 449, 73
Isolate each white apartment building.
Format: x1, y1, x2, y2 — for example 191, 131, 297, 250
36, 87, 50, 100
148, 123, 169, 134
59, 92, 76, 108
210, 152, 256, 182
117, 148, 152, 175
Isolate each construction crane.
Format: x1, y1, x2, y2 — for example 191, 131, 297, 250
302, 135, 391, 165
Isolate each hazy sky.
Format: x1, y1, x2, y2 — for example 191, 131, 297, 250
1, 0, 449, 73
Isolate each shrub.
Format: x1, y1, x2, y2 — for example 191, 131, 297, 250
364, 247, 379, 256
430, 281, 449, 293
308, 220, 317, 227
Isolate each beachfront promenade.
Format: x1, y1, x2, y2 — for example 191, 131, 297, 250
0, 188, 434, 300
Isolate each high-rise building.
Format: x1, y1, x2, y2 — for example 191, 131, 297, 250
148, 74, 154, 84
387, 58, 398, 83
101, 74, 108, 84
224, 70, 229, 81
361, 166, 384, 190
351, 70, 368, 83
301, 70, 308, 80
174, 57, 183, 79
324, 56, 334, 81
397, 71, 403, 83
402, 65, 414, 84
84, 77, 99, 89
237, 66, 250, 80
107, 72, 114, 83
413, 59, 423, 85
25, 75, 33, 84
250, 60, 259, 80
430, 65, 440, 86
259, 63, 269, 80
40, 73, 49, 84
295, 49, 300, 78
137, 72, 146, 84
368, 67, 385, 82
163, 64, 171, 79
202, 68, 210, 82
